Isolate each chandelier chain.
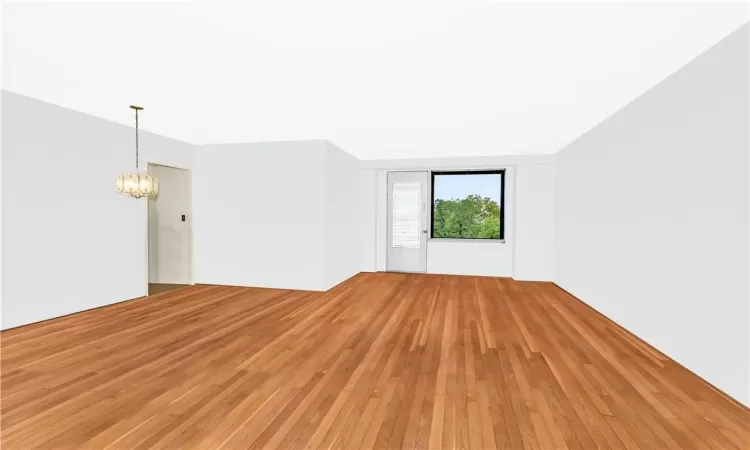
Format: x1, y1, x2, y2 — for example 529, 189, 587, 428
135, 108, 139, 171
118, 104, 157, 198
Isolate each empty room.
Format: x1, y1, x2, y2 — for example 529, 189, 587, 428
1, 1, 748, 449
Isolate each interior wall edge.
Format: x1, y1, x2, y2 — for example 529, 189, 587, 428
553, 281, 750, 410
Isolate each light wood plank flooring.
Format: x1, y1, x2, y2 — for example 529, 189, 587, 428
2, 273, 748, 449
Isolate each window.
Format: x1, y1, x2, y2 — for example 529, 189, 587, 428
431, 170, 504, 240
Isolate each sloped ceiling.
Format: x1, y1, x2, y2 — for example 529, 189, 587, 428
3, 2, 747, 159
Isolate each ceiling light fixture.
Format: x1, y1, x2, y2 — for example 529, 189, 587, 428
116, 105, 158, 198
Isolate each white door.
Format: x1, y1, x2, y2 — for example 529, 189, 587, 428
148, 164, 191, 284
387, 171, 428, 273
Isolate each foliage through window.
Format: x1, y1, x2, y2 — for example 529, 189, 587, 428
431, 170, 504, 240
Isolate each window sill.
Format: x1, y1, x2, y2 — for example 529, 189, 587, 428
428, 238, 506, 244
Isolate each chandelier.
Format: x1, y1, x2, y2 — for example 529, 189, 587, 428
116, 105, 159, 198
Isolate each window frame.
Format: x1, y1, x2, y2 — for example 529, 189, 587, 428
430, 169, 505, 241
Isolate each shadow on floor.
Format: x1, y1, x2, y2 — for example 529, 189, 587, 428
148, 283, 189, 296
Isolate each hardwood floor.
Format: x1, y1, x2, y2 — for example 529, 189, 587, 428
1, 273, 747, 449
149, 283, 190, 296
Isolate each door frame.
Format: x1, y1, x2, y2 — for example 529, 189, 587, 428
145, 162, 193, 293
385, 170, 429, 273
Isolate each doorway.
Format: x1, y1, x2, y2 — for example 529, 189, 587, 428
386, 171, 428, 273
147, 163, 191, 295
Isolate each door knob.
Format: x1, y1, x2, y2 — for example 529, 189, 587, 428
421, 230, 428, 234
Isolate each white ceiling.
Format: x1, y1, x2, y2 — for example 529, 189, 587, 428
3, 2, 748, 159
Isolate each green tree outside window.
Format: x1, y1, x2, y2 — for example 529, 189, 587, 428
433, 194, 501, 239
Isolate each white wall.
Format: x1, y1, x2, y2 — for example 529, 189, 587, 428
359, 169, 377, 272
323, 142, 362, 289
554, 25, 749, 405
2, 91, 194, 329
514, 163, 555, 281
426, 240, 513, 277
363, 155, 556, 279
193, 141, 327, 291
